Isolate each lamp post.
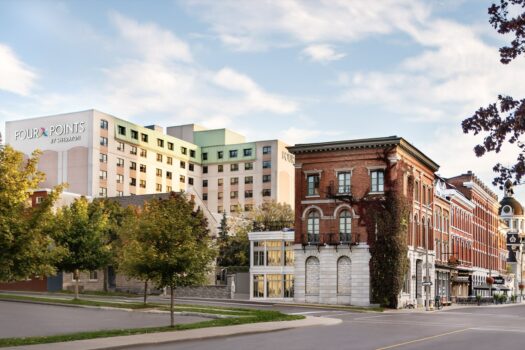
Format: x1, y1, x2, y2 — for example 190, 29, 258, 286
425, 221, 430, 311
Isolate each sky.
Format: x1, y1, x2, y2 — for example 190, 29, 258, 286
0, 0, 524, 201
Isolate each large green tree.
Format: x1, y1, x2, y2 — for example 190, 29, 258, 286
0, 145, 64, 281
53, 197, 111, 299
462, 0, 525, 187
134, 194, 216, 327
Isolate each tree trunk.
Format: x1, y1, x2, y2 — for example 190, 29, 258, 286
143, 280, 148, 305
74, 269, 80, 299
170, 285, 174, 327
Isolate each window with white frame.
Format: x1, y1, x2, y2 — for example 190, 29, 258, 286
338, 172, 351, 194
307, 174, 320, 196
307, 210, 320, 241
370, 170, 384, 192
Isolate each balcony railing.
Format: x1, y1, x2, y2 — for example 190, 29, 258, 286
251, 221, 294, 232
303, 232, 353, 245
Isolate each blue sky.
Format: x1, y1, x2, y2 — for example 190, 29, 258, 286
1, 0, 524, 199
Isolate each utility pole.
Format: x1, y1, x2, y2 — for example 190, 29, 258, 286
425, 221, 430, 311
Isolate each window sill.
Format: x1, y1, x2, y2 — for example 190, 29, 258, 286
368, 191, 384, 195
305, 195, 320, 198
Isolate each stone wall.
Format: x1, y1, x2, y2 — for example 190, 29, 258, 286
174, 285, 230, 299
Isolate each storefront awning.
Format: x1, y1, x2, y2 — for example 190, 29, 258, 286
452, 276, 469, 283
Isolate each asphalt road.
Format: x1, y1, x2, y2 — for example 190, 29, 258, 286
136, 305, 525, 350
0, 301, 207, 338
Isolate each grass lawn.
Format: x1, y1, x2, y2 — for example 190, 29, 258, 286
0, 294, 303, 348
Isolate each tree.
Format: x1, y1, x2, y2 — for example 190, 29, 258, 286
53, 197, 111, 299
135, 194, 216, 327
249, 201, 294, 231
118, 209, 157, 304
462, 0, 525, 187
0, 145, 64, 281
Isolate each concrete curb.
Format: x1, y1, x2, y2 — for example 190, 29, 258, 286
3, 316, 342, 350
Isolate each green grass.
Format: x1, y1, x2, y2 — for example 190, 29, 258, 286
0, 293, 304, 348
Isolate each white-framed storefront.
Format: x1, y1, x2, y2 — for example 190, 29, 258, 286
249, 231, 295, 301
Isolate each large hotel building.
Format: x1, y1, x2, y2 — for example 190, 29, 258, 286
5, 110, 295, 217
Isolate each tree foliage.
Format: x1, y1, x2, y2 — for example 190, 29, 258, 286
462, 0, 525, 187
127, 193, 216, 326
53, 197, 112, 298
0, 145, 64, 281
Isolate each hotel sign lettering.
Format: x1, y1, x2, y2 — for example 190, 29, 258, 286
14, 122, 86, 144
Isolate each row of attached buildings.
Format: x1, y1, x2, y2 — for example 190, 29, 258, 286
1, 110, 523, 307
249, 137, 521, 308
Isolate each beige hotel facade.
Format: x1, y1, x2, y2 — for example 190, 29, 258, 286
5, 109, 295, 216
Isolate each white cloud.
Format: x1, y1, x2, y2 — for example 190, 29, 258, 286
184, 0, 430, 50
110, 12, 193, 63
0, 44, 37, 96
301, 44, 345, 63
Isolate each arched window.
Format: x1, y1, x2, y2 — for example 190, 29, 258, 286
305, 256, 320, 296
339, 210, 352, 242
307, 211, 320, 242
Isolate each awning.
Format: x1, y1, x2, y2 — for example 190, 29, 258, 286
452, 276, 470, 283
473, 284, 511, 291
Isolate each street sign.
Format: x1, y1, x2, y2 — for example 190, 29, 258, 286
422, 281, 433, 286
493, 276, 505, 285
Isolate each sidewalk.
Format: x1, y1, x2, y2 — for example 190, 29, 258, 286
2, 316, 341, 350
387, 301, 525, 313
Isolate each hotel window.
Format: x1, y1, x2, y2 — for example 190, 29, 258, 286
99, 187, 107, 197
253, 275, 264, 297
338, 172, 351, 194
167, 142, 174, 151
189, 177, 194, 185
100, 119, 108, 129
202, 152, 208, 161
263, 146, 271, 154
263, 161, 271, 169
245, 204, 253, 212
167, 156, 173, 165
230, 204, 240, 212
180, 161, 186, 169
140, 149, 147, 157
218, 151, 223, 159
99, 153, 107, 163
157, 153, 163, 162
245, 162, 253, 170
89, 270, 98, 280
230, 191, 238, 199
263, 175, 271, 183
35, 196, 44, 204
100, 137, 108, 147
189, 163, 194, 171
218, 192, 223, 200
166, 171, 172, 179
181, 146, 187, 155
117, 142, 125, 151
141, 133, 148, 142
99, 170, 107, 180
117, 174, 124, 184
117, 191, 123, 197
231, 163, 239, 171
180, 175, 185, 183
118, 125, 126, 136
307, 174, 320, 196
167, 186, 172, 192
243, 148, 252, 157
140, 180, 146, 188
130, 162, 137, 170
203, 193, 208, 201
157, 138, 164, 147
140, 164, 146, 173
203, 180, 208, 188
245, 176, 253, 184
229, 150, 238, 158
131, 130, 138, 140
130, 178, 136, 186
190, 149, 196, 158
156, 168, 162, 177
245, 190, 253, 198
370, 170, 385, 192
262, 189, 271, 197
218, 178, 224, 186
218, 164, 223, 172
218, 206, 223, 213
231, 177, 239, 185
130, 146, 137, 155
156, 183, 162, 192
203, 166, 208, 174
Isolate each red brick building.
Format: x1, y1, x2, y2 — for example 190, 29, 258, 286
448, 172, 507, 296
288, 136, 439, 306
